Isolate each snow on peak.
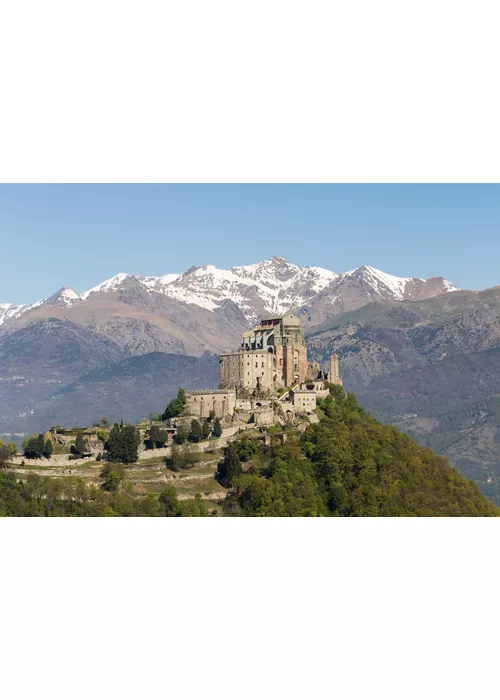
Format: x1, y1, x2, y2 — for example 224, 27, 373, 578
0, 302, 28, 327
81, 273, 131, 299
47, 287, 81, 305
345, 265, 414, 299
139, 273, 181, 290
0, 258, 461, 326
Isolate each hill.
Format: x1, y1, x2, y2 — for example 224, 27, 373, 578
0, 318, 125, 431
1, 385, 496, 517
222, 386, 499, 517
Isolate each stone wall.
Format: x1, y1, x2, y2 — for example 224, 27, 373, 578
219, 350, 274, 390
10, 428, 243, 468
10, 454, 99, 467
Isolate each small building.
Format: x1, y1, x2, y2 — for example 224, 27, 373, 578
185, 389, 236, 419
292, 390, 317, 414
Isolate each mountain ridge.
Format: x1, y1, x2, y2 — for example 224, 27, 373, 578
0, 256, 459, 329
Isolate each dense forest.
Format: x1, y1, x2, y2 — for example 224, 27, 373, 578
221, 387, 499, 516
1, 386, 498, 516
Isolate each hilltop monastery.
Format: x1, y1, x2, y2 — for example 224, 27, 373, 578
184, 314, 341, 423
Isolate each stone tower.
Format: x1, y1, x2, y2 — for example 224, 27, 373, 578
328, 353, 342, 385
219, 314, 308, 390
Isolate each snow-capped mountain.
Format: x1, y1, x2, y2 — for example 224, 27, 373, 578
297, 264, 460, 325
0, 257, 459, 329
0, 302, 28, 327
0, 288, 80, 328
45, 287, 81, 306
155, 257, 339, 316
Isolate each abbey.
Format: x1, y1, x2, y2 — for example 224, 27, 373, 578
219, 314, 341, 391
182, 315, 341, 423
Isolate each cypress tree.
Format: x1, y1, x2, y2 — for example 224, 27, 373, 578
74, 432, 86, 455
213, 417, 223, 438
189, 420, 202, 443
37, 434, 45, 456
105, 424, 121, 460
44, 440, 53, 458
202, 420, 211, 440
174, 423, 189, 444
217, 444, 242, 487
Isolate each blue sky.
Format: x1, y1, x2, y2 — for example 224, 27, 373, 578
1, 184, 499, 304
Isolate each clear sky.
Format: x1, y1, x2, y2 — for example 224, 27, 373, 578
1, 184, 499, 304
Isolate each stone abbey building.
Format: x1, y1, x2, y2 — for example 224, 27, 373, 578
219, 314, 309, 389
219, 313, 341, 391
184, 314, 342, 421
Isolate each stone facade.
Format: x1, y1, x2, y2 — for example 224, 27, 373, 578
219, 350, 274, 391
219, 314, 309, 390
292, 390, 318, 414
185, 389, 236, 419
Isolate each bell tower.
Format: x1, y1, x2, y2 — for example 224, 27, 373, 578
328, 353, 342, 385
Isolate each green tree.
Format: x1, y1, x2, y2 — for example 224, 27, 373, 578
174, 422, 189, 444
72, 432, 86, 456
37, 434, 45, 456
202, 420, 211, 440
163, 388, 187, 420
189, 420, 202, 442
145, 424, 169, 449
23, 435, 44, 459
216, 444, 242, 487
101, 417, 109, 427
167, 443, 203, 471
121, 425, 141, 463
105, 423, 140, 463
159, 484, 180, 516
44, 440, 53, 459
213, 417, 223, 438
0, 445, 10, 470
8, 443, 17, 456
100, 464, 124, 492
178, 493, 207, 517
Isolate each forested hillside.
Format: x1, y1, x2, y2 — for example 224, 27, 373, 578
1, 386, 496, 517
221, 386, 498, 516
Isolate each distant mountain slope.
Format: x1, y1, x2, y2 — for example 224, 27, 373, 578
23, 351, 220, 430
306, 293, 500, 502
0, 318, 125, 431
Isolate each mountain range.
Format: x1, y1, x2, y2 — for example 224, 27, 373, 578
0, 257, 457, 334
5, 255, 500, 503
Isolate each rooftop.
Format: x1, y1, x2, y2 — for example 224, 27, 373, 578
186, 389, 236, 396
260, 314, 302, 324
